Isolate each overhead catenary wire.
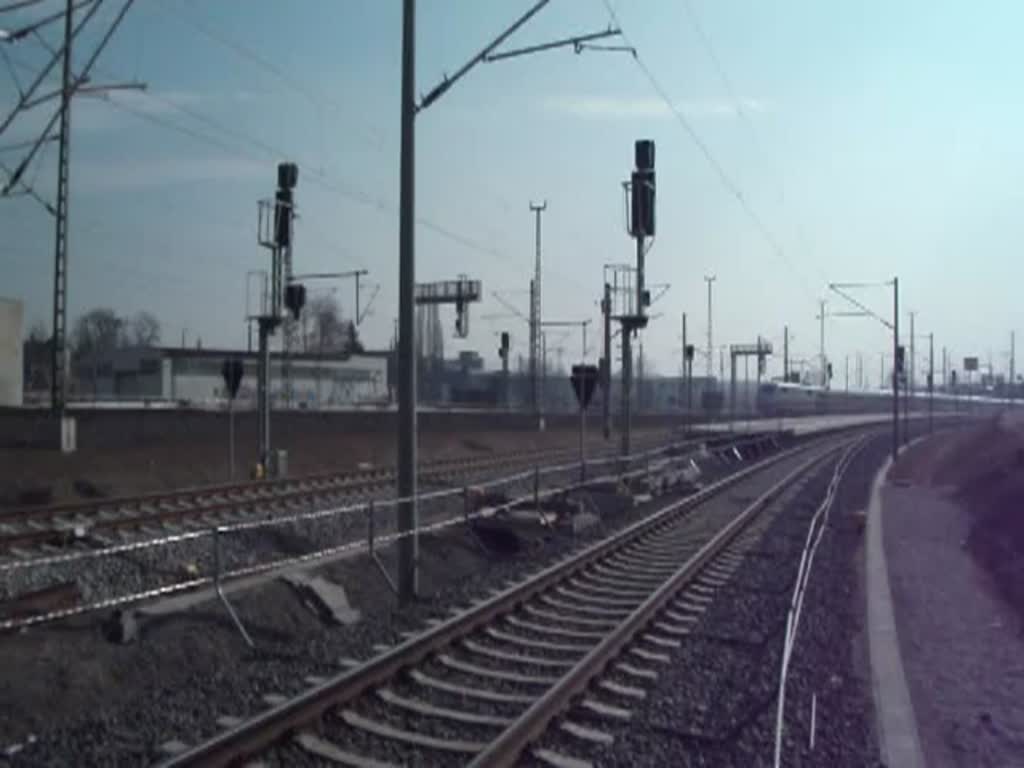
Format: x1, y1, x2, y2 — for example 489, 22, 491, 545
681, 0, 826, 291
7, 4, 596, 312
599, 0, 816, 302
163, 0, 384, 152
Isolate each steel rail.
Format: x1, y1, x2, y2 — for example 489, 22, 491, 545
470, 437, 857, 767
0, 429, 730, 558
0, 444, 567, 522
0, 443, 623, 555
154, 430, 842, 768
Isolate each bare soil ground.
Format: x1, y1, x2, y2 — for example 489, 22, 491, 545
892, 414, 1024, 620
0, 426, 667, 508
885, 418, 1024, 767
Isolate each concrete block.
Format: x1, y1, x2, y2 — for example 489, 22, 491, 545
282, 572, 361, 626
571, 512, 600, 534
103, 609, 138, 644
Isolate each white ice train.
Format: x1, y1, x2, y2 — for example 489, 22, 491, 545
756, 379, 1003, 418
756, 381, 895, 417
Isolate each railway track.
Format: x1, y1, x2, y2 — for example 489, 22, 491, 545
154, 429, 864, 768
0, 434, 690, 563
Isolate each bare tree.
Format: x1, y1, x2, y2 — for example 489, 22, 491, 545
281, 295, 360, 356
71, 308, 123, 359
23, 320, 51, 393
127, 311, 161, 347
308, 295, 348, 355
26, 320, 48, 343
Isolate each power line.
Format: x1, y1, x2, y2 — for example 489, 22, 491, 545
103, 85, 534, 280
164, 0, 385, 152
600, 0, 815, 301
681, 0, 826, 290
163, 1, 523, 224
10, 8, 593, 301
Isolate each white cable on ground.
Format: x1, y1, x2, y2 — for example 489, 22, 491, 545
772, 437, 865, 767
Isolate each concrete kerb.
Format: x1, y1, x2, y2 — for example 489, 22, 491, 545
866, 446, 926, 768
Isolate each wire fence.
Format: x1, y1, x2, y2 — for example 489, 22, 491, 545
0, 432, 767, 632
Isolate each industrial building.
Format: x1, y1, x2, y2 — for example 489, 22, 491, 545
0, 297, 24, 406
70, 346, 389, 408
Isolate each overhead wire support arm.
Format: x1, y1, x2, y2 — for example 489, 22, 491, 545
491, 290, 532, 325
417, 0, 550, 112
828, 283, 893, 330
21, 79, 144, 110
576, 42, 636, 55
0, 0, 47, 13
416, 0, 625, 113
2, 0, 95, 42
2, 0, 137, 195
0, 158, 55, 213
483, 26, 623, 62
0, 0, 103, 138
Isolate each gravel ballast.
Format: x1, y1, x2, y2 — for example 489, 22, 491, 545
543, 432, 896, 767
1, 433, 788, 765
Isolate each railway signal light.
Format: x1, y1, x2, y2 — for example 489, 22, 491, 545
284, 283, 306, 320
499, 331, 509, 359
896, 345, 906, 373
685, 344, 695, 361
274, 162, 298, 247
630, 139, 656, 237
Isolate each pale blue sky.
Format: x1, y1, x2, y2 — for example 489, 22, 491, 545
4, 0, 1024, 384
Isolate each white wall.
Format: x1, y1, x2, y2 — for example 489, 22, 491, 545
170, 354, 388, 407
0, 298, 23, 406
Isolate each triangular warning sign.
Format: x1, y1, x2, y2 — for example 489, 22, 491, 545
570, 364, 599, 410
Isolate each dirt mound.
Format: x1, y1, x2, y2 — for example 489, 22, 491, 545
944, 418, 1024, 617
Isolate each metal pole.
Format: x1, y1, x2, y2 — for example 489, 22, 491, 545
50, 0, 74, 414
686, 356, 693, 431
228, 396, 235, 480
213, 527, 254, 647
910, 311, 916, 415
529, 279, 537, 413
602, 283, 611, 439
892, 277, 899, 462
928, 332, 934, 434
257, 318, 271, 472
396, 0, 418, 604
819, 299, 826, 387
637, 341, 644, 413
730, 351, 736, 432
680, 312, 686, 412
845, 355, 849, 393
705, 276, 715, 378
621, 327, 632, 457
501, 344, 509, 408
783, 324, 789, 382
905, 310, 913, 444
530, 202, 546, 423
541, 331, 547, 421
578, 397, 585, 482
1011, 331, 1016, 407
